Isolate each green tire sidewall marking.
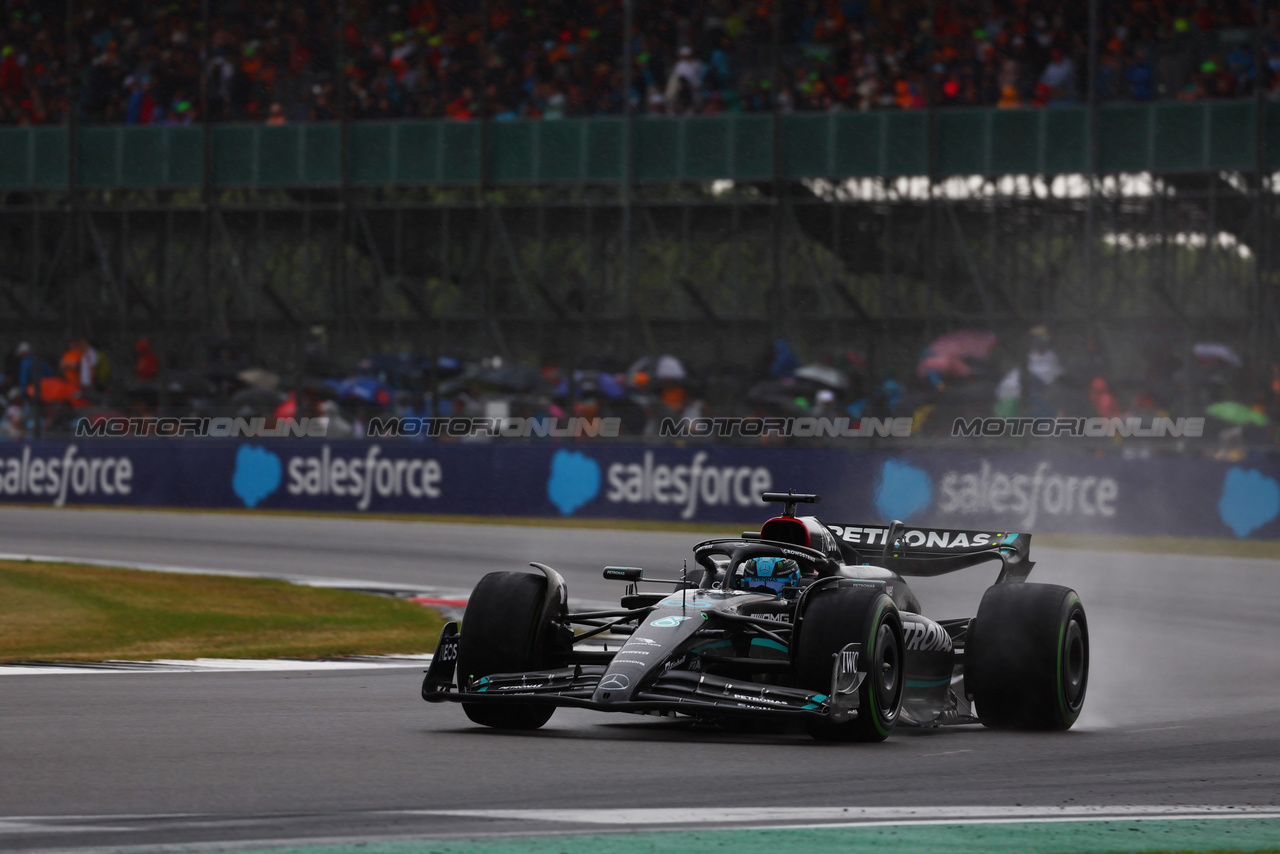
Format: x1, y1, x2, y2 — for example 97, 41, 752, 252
867, 598, 891, 736
905, 676, 951, 689
1056, 593, 1082, 722
1056, 604, 1065, 716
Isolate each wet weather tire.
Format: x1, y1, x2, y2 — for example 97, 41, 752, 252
795, 585, 904, 742
966, 583, 1089, 730
457, 571, 556, 730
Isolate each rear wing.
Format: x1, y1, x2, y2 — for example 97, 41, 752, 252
824, 522, 1034, 582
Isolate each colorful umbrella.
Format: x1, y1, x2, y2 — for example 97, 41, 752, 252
916, 353, 973, 379
1207, 401, 1268, 426
326, 376, 394, 406
1193, 343, 1242, 367
924, 330, 998, 359
629, 355, 687, 383
917, 330, 997, 379
794, 363, 849, 390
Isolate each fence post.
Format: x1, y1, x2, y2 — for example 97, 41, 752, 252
1085, 0, 1099, 316
621, 0, 634, 355
199, 0, 212, 374
1253, 0, 1268, 359
769, 0, 783, 336
336, 0, 349, 356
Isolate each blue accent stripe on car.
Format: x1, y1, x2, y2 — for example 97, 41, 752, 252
690, 640, 732, 652
905, 677, 952, 688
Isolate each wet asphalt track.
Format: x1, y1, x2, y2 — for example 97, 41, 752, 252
1, 507, 1279, 850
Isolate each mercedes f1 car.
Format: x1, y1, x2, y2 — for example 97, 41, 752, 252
421, 492, 1089, 741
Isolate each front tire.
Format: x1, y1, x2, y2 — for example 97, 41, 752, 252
966, 583, 1089, 730
456, 571, 557, 730
795, 585, 904, 742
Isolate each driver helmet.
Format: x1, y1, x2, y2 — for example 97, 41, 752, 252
736, 556, 801, 596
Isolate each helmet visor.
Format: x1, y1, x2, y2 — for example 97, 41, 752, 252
737, 556, 800, 596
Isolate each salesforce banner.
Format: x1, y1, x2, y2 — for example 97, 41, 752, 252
0, 440, 1278, 541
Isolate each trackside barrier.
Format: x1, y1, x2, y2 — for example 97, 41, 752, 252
0, 440, 1277, 540
0, 102, 1271, 190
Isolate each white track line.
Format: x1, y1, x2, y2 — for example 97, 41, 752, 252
765, 813, 1280, 831
3, 806, 1276, 847
408, 805, 1280, 826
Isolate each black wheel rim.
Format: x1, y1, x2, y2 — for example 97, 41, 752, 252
874, 622, 901, 718
1062, 615, 1086, 711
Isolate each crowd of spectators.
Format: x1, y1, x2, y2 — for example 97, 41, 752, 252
780, 0, 1271, 112
1, 1, 1278, 126
3, 328, 1278, 455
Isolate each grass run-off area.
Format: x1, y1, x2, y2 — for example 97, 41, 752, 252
0, 560, 444, 663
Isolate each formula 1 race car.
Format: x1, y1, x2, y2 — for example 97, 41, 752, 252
421, 492, 1089, 741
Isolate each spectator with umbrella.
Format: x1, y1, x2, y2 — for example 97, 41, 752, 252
916, 330, 998, 386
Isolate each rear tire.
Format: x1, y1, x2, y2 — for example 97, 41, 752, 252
457, 571, 556, 730
966, 583, 1089, 730
795, 585, 904, 742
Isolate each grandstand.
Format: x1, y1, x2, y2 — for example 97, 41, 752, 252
0, 1, 1269, 124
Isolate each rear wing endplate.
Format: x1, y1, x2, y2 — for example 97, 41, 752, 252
824, 522, 1034, 582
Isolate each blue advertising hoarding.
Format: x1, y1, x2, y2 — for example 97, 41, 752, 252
0, 440, 1276, 540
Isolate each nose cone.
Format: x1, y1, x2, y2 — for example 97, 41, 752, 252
592, 612, 704, 703
592, 670, 635, 703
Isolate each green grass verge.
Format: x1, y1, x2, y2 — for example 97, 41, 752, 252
0, 560, 444, 663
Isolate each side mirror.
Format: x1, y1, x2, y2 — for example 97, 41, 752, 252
603, 566, 644, 582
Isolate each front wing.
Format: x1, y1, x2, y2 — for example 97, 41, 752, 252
421, 622, 865, 722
